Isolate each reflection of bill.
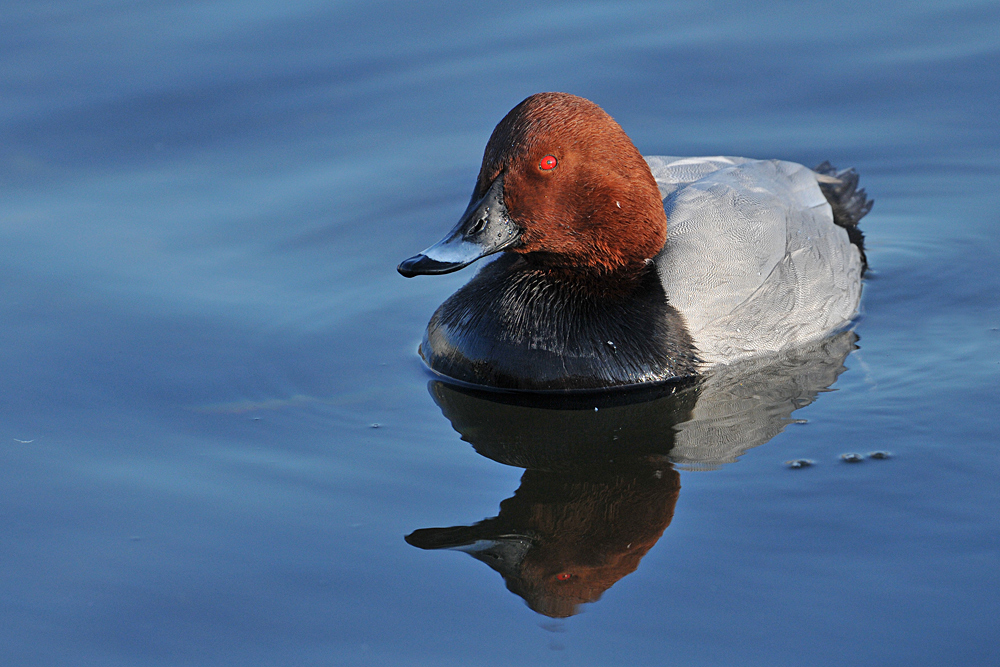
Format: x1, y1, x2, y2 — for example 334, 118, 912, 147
407, 331, 858, 617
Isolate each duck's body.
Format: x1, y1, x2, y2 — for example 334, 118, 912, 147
399, 94, 872, 391
649, 155, 865, 367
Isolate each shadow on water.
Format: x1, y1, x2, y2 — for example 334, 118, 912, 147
406, 330, 858, 617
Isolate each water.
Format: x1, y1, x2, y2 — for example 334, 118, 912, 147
2, 1, 999, 665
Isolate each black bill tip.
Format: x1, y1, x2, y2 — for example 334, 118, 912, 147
397, 254, 468, 278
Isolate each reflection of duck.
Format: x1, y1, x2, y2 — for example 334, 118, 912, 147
407, 331, 858, 616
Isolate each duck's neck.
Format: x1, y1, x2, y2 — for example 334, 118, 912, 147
421, 254, 699, 390
516, 253, 658, 297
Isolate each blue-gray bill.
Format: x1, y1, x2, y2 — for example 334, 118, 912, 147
398, 174, 520, 277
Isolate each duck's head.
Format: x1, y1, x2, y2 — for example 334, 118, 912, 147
398, 92, 667, 278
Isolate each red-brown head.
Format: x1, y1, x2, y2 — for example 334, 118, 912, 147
398, 93, 667, 278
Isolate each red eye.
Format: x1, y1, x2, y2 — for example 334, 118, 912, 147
555, 573, 572, 581
539, 155, 558, 171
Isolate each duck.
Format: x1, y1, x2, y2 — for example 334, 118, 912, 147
398, 92, 872, 392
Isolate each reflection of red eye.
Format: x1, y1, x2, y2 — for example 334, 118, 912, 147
539, 155, 558, 171
556, 573, 572, 581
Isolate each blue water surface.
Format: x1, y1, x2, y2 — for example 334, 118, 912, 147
2, 1, 999, 665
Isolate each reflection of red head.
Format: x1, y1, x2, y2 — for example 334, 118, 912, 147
408, 462, 681, 618
500, 466, 680, 617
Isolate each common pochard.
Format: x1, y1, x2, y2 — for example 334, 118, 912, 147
399, 92, 872, 391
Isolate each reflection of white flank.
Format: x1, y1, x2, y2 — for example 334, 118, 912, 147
421, 238, 483, 264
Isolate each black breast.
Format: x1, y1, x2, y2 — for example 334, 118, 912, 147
420, 255, 699, 391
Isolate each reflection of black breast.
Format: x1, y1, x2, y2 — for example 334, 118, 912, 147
420, 254, 698, 391
430, 379, 698, 471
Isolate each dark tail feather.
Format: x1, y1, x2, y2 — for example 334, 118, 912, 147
814, 161, 873, 272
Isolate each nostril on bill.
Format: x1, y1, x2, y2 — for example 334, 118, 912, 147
467, 217, 487, 236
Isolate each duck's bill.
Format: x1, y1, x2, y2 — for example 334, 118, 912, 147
405, 527, 533, 574
397, 175, 520, 277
